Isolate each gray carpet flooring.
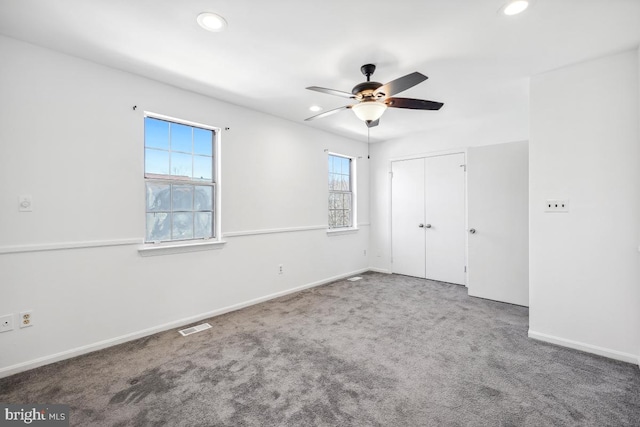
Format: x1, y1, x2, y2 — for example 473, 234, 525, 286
1, 272, 639, 426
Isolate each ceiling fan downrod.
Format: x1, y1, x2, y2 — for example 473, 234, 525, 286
360, 64, 376, 82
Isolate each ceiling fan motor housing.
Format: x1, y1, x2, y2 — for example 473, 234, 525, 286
353, 63, 384, 98
351, 81, 383, 97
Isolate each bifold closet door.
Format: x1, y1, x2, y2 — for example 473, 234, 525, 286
391, 158, 426, 278
424, 153, 466, 285
391, 153, 466, 284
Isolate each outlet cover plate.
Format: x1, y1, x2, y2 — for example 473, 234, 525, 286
545, 199, 569, 213
0, 314, 14, 333
20, 310, 33, 328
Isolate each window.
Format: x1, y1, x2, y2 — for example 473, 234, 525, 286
144, 115, 217, 243
328, 153, 354, 229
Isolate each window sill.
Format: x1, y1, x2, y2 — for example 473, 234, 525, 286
138, 239, 226, 257
326, 227, 359, 236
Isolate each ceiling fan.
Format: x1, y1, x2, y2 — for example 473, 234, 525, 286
305, 64, 443, 128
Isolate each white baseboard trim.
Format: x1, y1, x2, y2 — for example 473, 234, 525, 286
368, 267, 392, 274
0, 268, 371, 379
528, 329, 639, 366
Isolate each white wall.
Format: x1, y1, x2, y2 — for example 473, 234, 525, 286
0, 36, 370, 375
529, 49, 640, 363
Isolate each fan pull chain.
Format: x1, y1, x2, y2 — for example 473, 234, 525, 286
367, 127, 370, 159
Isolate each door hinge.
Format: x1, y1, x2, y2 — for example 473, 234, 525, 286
389, 171, 393, 178
464, 266, 467, 273
460, 164, 466, 172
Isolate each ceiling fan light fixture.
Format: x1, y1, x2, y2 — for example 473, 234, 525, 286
197, 12, 228, 32
502, 0, 529, 15
352, 101, 387, 122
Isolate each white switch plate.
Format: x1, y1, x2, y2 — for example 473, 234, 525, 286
545, 199, 569, 213
19, 195, 33, 212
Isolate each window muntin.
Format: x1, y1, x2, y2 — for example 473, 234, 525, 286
328, 154, 353, 228
144, 116, 216, 243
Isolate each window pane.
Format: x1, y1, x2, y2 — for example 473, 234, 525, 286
329, 155, 337, 174
172, 185, 193, 211
172, 212, 194, 239
170, 123, 192, 153
145, 118, 169, 150
341, 174, 350, 191
344, 210, 352, 227
146, 183, 170, 212
195, 186, 213, 211
171, 152, 192, 178
146, 212, 171, 241
194, 212, 213, 238
194, 128, 213, 155
344, 193, 352, 210
193, 156, 213, 181
340, 157, 348, 175
328, 210, 336, 228
145, 149, 170, 176
329, 173, 340, 191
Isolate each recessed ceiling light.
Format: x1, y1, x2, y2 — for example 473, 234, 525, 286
197, 12, 228, 32
502, 0, 529, 16
309, 105, 323, 112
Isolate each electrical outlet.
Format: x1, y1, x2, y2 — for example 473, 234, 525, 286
278, 264, 284, 275
0, 314, 14, 333
20, 310, 33, 328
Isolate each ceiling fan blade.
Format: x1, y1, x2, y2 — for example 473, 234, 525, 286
385, 97, 444, 110
366, 119, 380, 128
375, 72, 428, 97
304, 105, 352, 121
306, 86, 355, 98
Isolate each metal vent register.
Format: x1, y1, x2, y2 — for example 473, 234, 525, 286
179, 323, 212, 337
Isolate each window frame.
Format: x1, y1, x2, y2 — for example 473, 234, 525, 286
140, 112, 223, 252
327, 152, 357, 231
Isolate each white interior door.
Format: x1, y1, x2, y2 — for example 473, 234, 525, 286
425, 154, 466, 285
391, 154, 466, 283
391, 158, 426, 278
467, 142, 529, 306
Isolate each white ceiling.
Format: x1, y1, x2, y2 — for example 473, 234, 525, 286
1, 0, 639, 143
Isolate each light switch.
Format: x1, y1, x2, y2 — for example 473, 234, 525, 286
19, 195, 32, 212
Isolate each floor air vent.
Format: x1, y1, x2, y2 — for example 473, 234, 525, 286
347, 276, 363, 281
179, 323, 211, 337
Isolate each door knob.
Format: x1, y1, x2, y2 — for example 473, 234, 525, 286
418, 224, 424, 228
425, 224, 432, 228
469, 228, 476, 234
